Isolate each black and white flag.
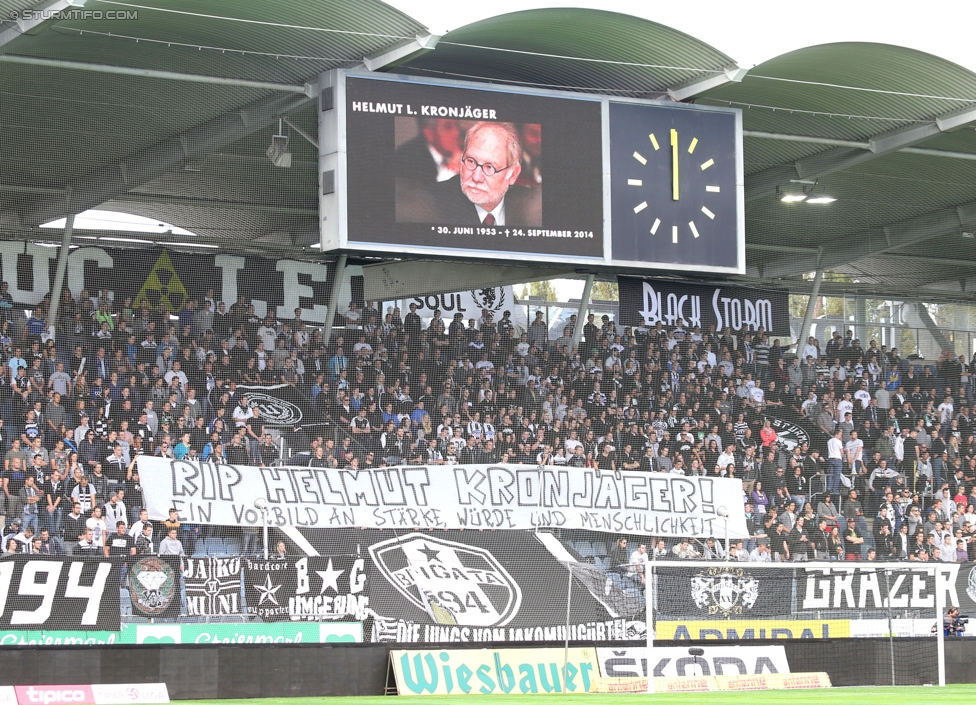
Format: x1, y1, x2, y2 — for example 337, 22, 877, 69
184, 556, 242, 616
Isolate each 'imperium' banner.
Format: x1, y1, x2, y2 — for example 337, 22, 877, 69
137, 459, 748, 539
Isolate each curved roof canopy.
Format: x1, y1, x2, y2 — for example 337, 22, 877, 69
0, 2, 974, 299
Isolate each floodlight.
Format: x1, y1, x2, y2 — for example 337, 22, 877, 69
266, 119, 292, 168
777, 184, 807, 203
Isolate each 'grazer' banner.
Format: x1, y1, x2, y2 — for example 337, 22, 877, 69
137, 458, 748, 539
617, 276, 790, 336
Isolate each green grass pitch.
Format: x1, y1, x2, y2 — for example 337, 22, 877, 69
175, 685, 972, 705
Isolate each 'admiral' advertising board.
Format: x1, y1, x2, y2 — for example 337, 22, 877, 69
618, 276, 790, 336
656, 619, 850, 640
138, 458, 749, 539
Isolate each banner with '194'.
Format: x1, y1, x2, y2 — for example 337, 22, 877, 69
0, 556, 120, 630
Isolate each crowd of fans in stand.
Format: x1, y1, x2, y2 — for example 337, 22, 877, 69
309, 302, 976, 564
1, 278, 976, 566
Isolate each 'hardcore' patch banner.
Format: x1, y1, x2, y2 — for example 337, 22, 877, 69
137, 459, 748, 539
243, 556, 369, 623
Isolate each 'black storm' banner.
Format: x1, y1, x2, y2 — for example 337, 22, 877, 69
617, 276, 790, 336
0, 555, 120, 630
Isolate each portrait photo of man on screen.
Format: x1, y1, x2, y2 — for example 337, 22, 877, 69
395, 120, 542, 227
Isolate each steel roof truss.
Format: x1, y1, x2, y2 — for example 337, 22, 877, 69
23, 92, 311, 226
746, 103, 976, 201
761, 200, 976, 278
667, 64, 748, 102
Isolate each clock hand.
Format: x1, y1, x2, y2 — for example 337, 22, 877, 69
670, 128, 679, 201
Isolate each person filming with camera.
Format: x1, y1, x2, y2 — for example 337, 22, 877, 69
939, 606, 968, 636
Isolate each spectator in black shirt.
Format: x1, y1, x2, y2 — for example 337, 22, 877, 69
36, 528, 63, 555
874, 522, 895, 560
135, 522, 155, 555
104, 521, 136, 557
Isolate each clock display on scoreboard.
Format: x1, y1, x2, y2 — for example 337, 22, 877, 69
608, 100, 742, 271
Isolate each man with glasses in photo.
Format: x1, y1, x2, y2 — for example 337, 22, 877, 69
429, 122, 542, 227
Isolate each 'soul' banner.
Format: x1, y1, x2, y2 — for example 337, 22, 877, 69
137, 458, 748, 539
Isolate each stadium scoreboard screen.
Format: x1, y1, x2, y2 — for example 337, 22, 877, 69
319, 70, 744, 274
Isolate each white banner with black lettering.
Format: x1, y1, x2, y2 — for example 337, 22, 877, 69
389, 286, 527, 332
137, 458, 747, 538
596, 646, 791, 678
